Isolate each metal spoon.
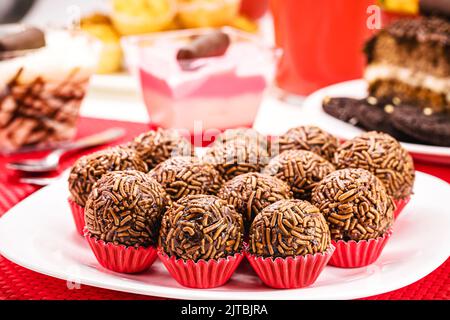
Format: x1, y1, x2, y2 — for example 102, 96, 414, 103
7, 128, 125, 172
19, 176, 61, 186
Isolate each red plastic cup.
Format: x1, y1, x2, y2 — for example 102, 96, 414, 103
85, 234, 158, 274
270, 0, 376, 96
328, 229, 393, 268
157, 249, 244, 288
240, 0, 269, 19
68, 197, 85, 236
246, 246, 335, 289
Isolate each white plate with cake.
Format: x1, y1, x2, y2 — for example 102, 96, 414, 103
302, 79, 450, 164
302, 16, 450, 164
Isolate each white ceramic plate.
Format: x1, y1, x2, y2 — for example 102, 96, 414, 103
0, 172, 449, 300
302, 80, 450, 164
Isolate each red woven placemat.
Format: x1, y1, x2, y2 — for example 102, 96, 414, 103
0, 117, 449, 300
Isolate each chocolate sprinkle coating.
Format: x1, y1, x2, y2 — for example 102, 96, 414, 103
333, 131, 415, 200
383, 16, 449, 46
158, 195, 244, 262
311, 168, 395, 241
204, 139, 270, 181
149, 156, 224, 201
68, 147, 147, 207
274, 125, 339, 161
85, 170, 171, 247
264, 150, 335, 201
213, 127, 270, 154
249, 199, 331, 258
129, 128, 193, 170
218, 173, 293, 230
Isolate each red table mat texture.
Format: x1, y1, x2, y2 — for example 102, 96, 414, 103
0, 117, 448, 300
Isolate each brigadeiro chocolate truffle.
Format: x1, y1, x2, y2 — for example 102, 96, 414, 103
273, 125, 339, 161
311, 168, 395, 268
85, 170, 170, 247
263, 150, 335, 201
333, 131, 415, 201
249, 199, 330, 258
158, 195, 244, 288
84, 170, 171, 273
312, 168, 394, 241
68, 146, 147, 207
246, 199, 334, 288
218, 173, 293, 230
204, 139, 270, 181
149, 156, 223, 201
213, 127, 270, 152
129, 128, 193, 170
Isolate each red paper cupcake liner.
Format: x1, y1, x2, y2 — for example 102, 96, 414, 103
328, 229, 393, 268
85, 233, 158, 274
68, 197, 85, 236
157, 249, 244, 289
245, 246, 335, 289
393, 197, 410, 219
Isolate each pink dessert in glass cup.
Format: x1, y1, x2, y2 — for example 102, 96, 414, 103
122, 27, 276, 139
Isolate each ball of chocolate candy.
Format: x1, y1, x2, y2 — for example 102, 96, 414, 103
333, 131, 415, 200
149, 156, 223, 201
213, 127, 270, 152
273, 125, 339, 161
249, 199, 331, 258
204, 139, 270, 181
159, 195, 244, 261
129, 128, 193, 170
218, 173, 293, 230
68, 147, 147, 207
85, 170, 170, 247
263, 150, 335, 200
311, 168, 395, 241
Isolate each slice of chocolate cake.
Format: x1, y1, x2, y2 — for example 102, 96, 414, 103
364, 16, 449, 113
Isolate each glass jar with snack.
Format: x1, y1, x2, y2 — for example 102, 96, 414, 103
0, 25, 98, 153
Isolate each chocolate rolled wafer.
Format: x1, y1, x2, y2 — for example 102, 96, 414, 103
420, 0, 450, 19
176, 30, 230, 60
0, 27, 46, 52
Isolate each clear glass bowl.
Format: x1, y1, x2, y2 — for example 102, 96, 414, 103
122, 27, 276, 135
0, 25, 99, 153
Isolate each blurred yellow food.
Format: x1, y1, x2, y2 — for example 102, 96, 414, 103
81, 14, 123, 74
377, 0, 419, 14
177, 0, 241, 28
229, 15, 258, 33
111, 0, 177, 35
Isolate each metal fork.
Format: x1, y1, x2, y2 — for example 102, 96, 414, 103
7, 128, 125, 173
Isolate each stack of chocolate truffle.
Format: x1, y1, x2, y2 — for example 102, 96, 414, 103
67, 124, 415, 289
